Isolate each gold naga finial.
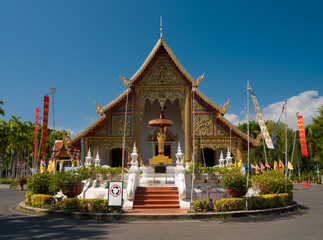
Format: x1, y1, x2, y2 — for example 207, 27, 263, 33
193, 73, 205, 87
160, 16, 163, 38
62, 130, 72, 147
95, 100, 104, 115
119, 74, 132, 88
222, 98, 230, 114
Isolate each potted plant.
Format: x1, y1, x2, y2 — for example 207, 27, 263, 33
55, 170, 87, 198
222, 170, 247, 198
18, 177, 27, 191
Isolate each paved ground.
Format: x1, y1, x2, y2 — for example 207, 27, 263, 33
0, 183, 322, 240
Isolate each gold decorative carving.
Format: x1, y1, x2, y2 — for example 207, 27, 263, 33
119, 75, 132, 88
115, 97, 132, 112
88, 137, 133, 155
137, 86, 185, 132
193, 98, 209, 112
93, 125, 108, 137
139, 55, 185, 86
217, 124, 229, 136
196, 137, 238, 159
110, 114, 131, 137
95, 100, 104, 115
192, 73, 204, 87
222, 98, 230, 114
194, 114, 214, 136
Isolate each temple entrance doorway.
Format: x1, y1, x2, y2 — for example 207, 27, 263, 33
110, 148, 122, 167
201, 148, 215, 167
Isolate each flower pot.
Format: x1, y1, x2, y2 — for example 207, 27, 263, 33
61, 182, 85, 198
226, 188, 247, 198
19, 183, 25, 191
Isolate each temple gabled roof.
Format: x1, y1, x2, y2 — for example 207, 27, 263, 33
69, 35, 259, 148
129, 37, 197, 86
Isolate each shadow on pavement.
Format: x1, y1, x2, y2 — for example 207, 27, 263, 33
0, 212, 126, 239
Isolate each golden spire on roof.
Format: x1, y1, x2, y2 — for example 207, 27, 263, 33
160, 16, 163, 38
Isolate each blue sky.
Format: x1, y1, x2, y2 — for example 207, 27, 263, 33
0, 0, 322, 135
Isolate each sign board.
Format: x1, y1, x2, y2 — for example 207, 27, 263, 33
108, 181, 123, 207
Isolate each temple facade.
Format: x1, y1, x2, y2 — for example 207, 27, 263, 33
67, 34, 258, 167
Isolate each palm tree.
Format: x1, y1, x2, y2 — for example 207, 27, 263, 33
0, 100, 4, 117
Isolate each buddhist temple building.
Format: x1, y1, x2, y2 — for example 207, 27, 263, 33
66, 30, 258, 168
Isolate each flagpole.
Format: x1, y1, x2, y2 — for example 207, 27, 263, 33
48, 87, 57, 173
289, 130, 297, 179
122, 90, 129, 182
284, 100, 288, 193
190, 86, 196, 212
246, 80, 251, 210
262, 137, 268, 168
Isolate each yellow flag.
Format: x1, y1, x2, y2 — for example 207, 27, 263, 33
288, 161, 294, 170
238, 160, 242, 169
40, 160, 44, 173
47, 159, 55, 172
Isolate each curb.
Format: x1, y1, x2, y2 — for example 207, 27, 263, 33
18, 201, 300, 221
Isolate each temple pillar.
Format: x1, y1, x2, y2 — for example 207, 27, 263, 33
184, 86, 192, 163
237, 139, 243, 161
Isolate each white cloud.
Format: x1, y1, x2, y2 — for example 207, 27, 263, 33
263, 90, 323, 129
225, 113, 243, 126
225, 90, 323, 130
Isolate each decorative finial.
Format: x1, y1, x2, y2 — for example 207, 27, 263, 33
160, 16, 163, 38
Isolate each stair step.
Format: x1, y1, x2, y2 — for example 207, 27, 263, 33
133, 187, 180, 209
133, 204, 180, 209
134, 200, 179, 205
136, 187, 177, 191
135, 195, 178, 200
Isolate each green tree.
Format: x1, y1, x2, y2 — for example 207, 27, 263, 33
0, 100, 4, 117
306, 105, 323, 178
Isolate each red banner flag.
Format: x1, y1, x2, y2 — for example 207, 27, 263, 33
34, 108, 39, 159
297, 115, 308, 157
42, 96, 50, 155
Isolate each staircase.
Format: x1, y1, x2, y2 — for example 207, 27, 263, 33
133, 187, 180, 209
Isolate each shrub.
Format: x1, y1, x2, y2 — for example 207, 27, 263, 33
192, 199, 214, 212
30, 194, 55, 208
214, 198, 245, 212
251, 170, 293, 194
60, 198, 80, 211
0, 179, 12, 184
55, 198, 109, 212
222, 170, 247, 190
248, 192, 293, 210
213, 192, 293, 212
27, 173, 55, 195
25, 192, 33, 206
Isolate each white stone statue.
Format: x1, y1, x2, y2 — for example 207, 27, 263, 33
85, 148, 93, 167
94, 150, 101, 166
225, 148, 233, 167
219, 151, 225, 167
175, 142, 184, 167
130, 142, 139, 167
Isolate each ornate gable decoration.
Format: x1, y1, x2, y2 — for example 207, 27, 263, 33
115, 97, 132, 112
110, 114, 132, 137
194, 114, 214, 136
139, 54, 186, 86
194, 98, 210, 112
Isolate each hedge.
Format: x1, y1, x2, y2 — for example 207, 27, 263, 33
26, 193, 120, 213
30, 194, 55, 208
192, 192, 293, 212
